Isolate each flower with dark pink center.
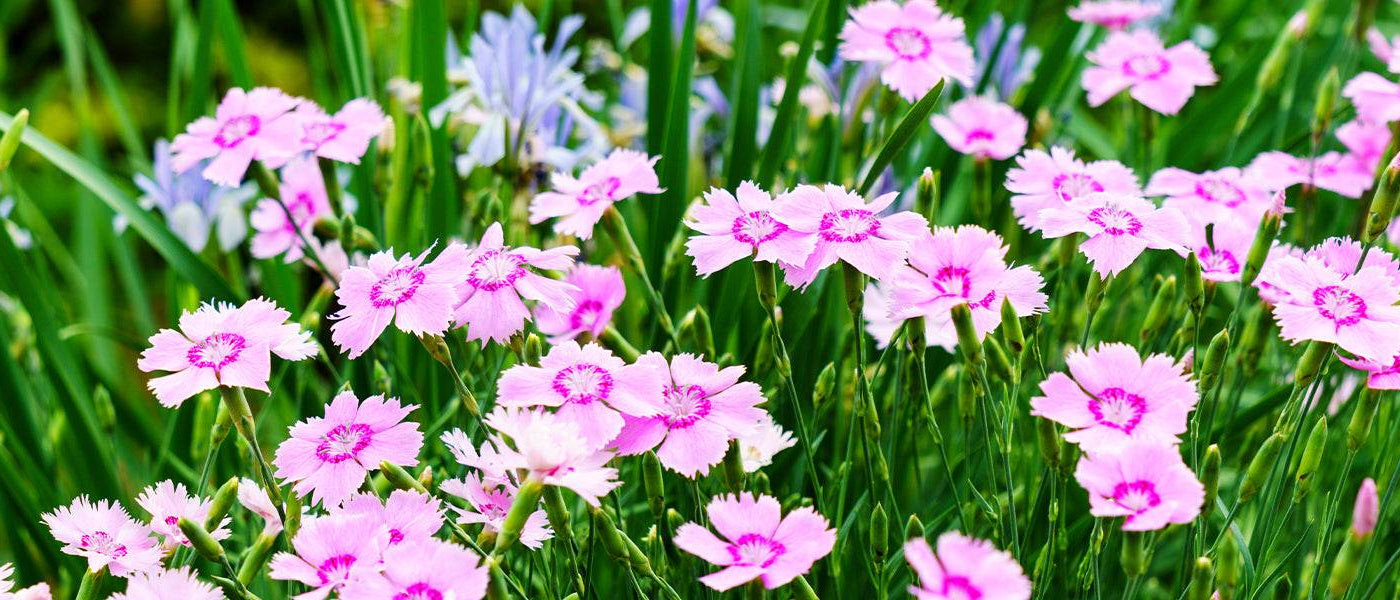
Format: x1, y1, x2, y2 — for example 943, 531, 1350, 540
1268, 245, 1400, 363
171, 87, 305, 186
674, 493, 836, 590
42, 496, 162, 578
931, 96, 1028, 160
838, 0, 975, 102
452, 222, 580, 344
1038, 191, 1190, 276
497, 341, 665, 447
1083, 30, 1217, 115
273, 391, 423, 508
684, 182, 817, 277
440, 432, 553, 549
269, 513, 386, 596
339, 538, 488, 600
330, 242, 473, 359
533, 264, 626, 344
530, 149, 662, 240
136, 480, 231, 552
1075, 441, 1205, 531
905, 532, 1030, 600
771, 184, 928, 289
1007, 146, 1142, 231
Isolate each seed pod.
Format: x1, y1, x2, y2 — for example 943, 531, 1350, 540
1000, 298, 1024, 356
1188, 557, 1214, 600
985, 336, 1018, 386
1121, 531, 1147, 577
1294, 417, 1328, 501
1037, 418, 1061, 471
915, 167, 940, 222
1199, 329, 1230, 395
869, 503, 889, 562
178, 517, 225, 561
813, 363, 836, 410
205, 477, 239, 531
905, 514, 924, 541
950, 304, 983, 367
1240, 432, 1286, 503
1347, 387, 1381, 451
1200, 445, 1221, 517
1140, 275, 1177, 342
0, 108, 28, 173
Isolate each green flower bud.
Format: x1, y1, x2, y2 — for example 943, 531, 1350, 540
916, 167, 940, 222
678, 306, 715, 359
1294, 417, 1327, 501
1238, 304, 1272, 377
93, 386, 116, 433
1328, 535, 1364, 597
1184, 254, 1204, 315
373, 360, 392, 396
950, 304, 983, 367
0, 109, 29, 173
177, 517, 225, 561
644, 451, 668, 517
284, 492, 302, 541
591, 505, 631, 560
493, 479, 545, 554
904, 514, 925, 541
1242, 199, 1284, 287
379, 461, 428, 493
1348, 387, 1381, 451
1240, 432, 1286, 503
813, 363, 836, 409
1037, 418, 1061, 471
1201, 445, 1221, 517
1365, 156, 1400, 244
1085, 271, 1108, 316
1199, 329, 1230, 395
417, 466, 433, 490
1217, 533, 1240, 593
752, 470, 771, 494
869, 503, 889, 562
524, 334, 543, 366
1121, 531, 1148, 577
1312, 68, 1340, 140
1292, 342, 1332, 394
1139, 275, 1177, 343
985, 335, 1018, 386
722, 440, 745, 493
237, 532, 278, 585
1000, 298, 1024, 356
1189, 557, 1214, 600
205, 477, 239, 531
666, 508, 685, 534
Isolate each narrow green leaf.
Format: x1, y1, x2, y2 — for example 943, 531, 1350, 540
651, 0, 698, 273
856, 81, 946, 197
724, 0, 762, 188
646, 0, 674, 156
756, 0, 828, 188
212, 0, 254, 88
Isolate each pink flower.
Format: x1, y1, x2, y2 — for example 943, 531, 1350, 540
1146, 166, 1271, 227
1367, 29, 1400, 73
269, 513, 385, 599
329, 243, 471, 359
533, 264, 626, 344
1336, 353, 1400, 389
1030, 343, 1197, 452
250, 157, 333, 262
1006, 147, 1142, 231
529, 149, 662, 240
1068, 1, 1162, 30
872, 226, 1047, 350
41, 497, 162, 578
1037, 192, 1191, 276
1185, 219, 1257, 282
1074, 441, 1205, 531
135, 480, 231, 552
1343, 72, 1400, 124
482, 407, 621, 506
1352, 478, 1379, 537
496, 341, 665, 447
673, 493, 836, 590
1267, 252, 1400, 362
272, 391, 423, 508
339, 538, 488, 600
837, 0, 975, 102
771, 184, 928, 288
1304, 238, 1400, 285
1337, 119, 1392, 174
109, 568, 221, 600
931, 96, 1028, 160
295, 98, 389, 164
736, 414, 797, 473
1245, 151, 1373, 198
452, 222, 580, 344
613, 353, 769, 477
342, 490, 444, 548
439, 433, 553, 549
237, 477, 283, 535
1082, 30, 1217, 115
138, 298, 317, 408
904, 533, 1031, 600
171, 87, 304, 186
0, 564, 50, 600
684, 182, 818, 277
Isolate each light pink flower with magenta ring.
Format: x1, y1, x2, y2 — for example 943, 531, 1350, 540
1037, 191, 1191, 276
268, 513, 385, 599
452, 222, 579, 344
837, 0, 975, 102
684, 181, 817, 277
341, 489, 444, 548
250, 157, 333, 262
171, 87, 304, 186
329, 243, 472, 359
272, 391, 423, 508
339, 538, 488, 600
1146, 166, 1270, 227
481, 407, 621, 506
110, 567, 221, 600
1074, 441, 1205, 531
529, 149, 662, 240
1006, 146, 1142, 231
772, 183, 928, 288
497, 341, 664, 447
1267, 254, 1400, 363
904, 532, 1031, 600
41, 497, 162, 578
674, 493, 836, 591
931, 96, 1028, 160
1082, 30, 1217, 115
440, 431, 554, 548
295, 98, 389, 164
532, 264, 626, 344
136, 480, 231, 552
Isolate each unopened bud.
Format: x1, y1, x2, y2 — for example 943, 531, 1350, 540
205, 477, 239, 531
1140, 275, 1177, 342
1201, 445, 1221, 517
1037, 418, 1061, 471
813, 363, 836, 409
1347, 387, 1382, 450
1352, 477, 1378, 538
1240, 432, 1286, 503
0, 108, 28, 173
1294, 417, 1327, 501
679, 306, 715, 359
869, 503, 889, 561
1188, 557, 1214, 600
916, 168, 940, 222
178, 517, 225, 561
904, 514, 924, 541
524, 334, 543, 366
1217, 532, 1239, 591
1292, 342, 1331, 393
721, 440, 745, 493
1364, 154, 1400, 244
951, 304, 983, 367
643, 451, 667, 518
1199, 329, 1230, 394
591, 506, 630, 560
379, 461, 428, 493
93, 387, 116, 432
1312, 68, 1340, 139
1184, 254, 1204, 315
1000, 298, 1024, 356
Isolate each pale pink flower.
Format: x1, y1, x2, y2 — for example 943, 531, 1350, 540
529, 149, 662, 240
41, 497, 162, 577
0, 564, 49, 600
482, 407, 621, 506
272, 391, 423, 508
1037, 192, 1191, 276
613, 353, 769, 478
1245, 151, 1373, 198
871, 226, 1047, 349
1352, 478, 1379, 537
496, 341, 665, 447
837, 0, 975, 102
904, 533, 1031, 600
1254, 243, 1307, 304
1074, 441, 1205, 531
329, 243, 472, 359
171, 87, 304, 186
1082, 30, 1217, 115
1305, 238, 1400, 286
452, 222, 579, 344
737, 414, 797, 473
1146, 166, 1270, 227
269, 513, 385, 600
1006, 146, 1142, 231
294, 98, 389, 164
1267, 253, 1400, 363
1185, 218, 1257, 283
674, 493, 836, 590
339, 538, 488, 600
771, 184, 928, 288
931, 96, 1028, 160
250, 157, 332, 262
1343, 72, 1400, 125
237, 477, 283, 535
1337, 119, 1392, 174
1367, 29, 1400, 73
439, 433, 553, 549
1068, 1, 1162, 30
342, 489, 444, 547
138, 297, 317, 408
1031, 343, 1198, 452
109, 567, 221, 600
136, 480, 231, 552
1336, 353, 1400, 390
684, 182, 818, 277
533, 264, 626, 344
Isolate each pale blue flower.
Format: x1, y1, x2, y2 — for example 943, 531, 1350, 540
126, 140, 254, 252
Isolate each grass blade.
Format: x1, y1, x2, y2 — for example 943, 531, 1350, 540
724, 0, 762, 188
756, 0, 828, 188
651, 0, 698, 273
856, 80, 946, 196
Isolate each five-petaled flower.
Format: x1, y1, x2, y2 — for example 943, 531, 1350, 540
171, 87, 305, 186
496, 341, 665, 447
1267, 251, 1400, 363
673, 493, 836, 591
41, 496, 162, 578
1074, 441, 1205, 531
684, 182, 817, 277
452, 222, 580, 344
529, 149, 662, 240
272, 391, 424, 508
329, 243, 471, 359
904, 532, 1031, 600
1037, 191, 1191, 276
837, 0, 975, 102
772, 184, 928, 288
1082, 30, 1218, 115
931, 96, 1028, 160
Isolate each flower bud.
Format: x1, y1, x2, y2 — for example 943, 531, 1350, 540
1292, 341, 1331, 393
678, 306, 715, 359
1140, 275, 1177, 343
1238, 304, 1272, 377
93, 386, 116, 433
205, 477, 239, 531
958, 368, 977, 426
0, 108, 28, 173
494, 478, 545, 554
591, 506, 631, 560
1352, 477, 1378, 538
813, 362, 836, 409
1347, 387, 1381, 451
1201, 444, 1221, 517
951, 304, 983, 368
1037, 417, 1061, 471
417, 466, 433, 490
1312, 68, 1340, 140
1293, 416, 1327, 502
1000, 298, 1024, 356
373, 360, 392, 396
904, 514, 924, 540
869, 503, 889, 562
985, 335, 1018, 385
1184, 254, 1204, 315
1189, 557, 1214, 600
642, 451, 666, 519
1217, 533, 1239, 594
1240, 432, 1286, 503
284, 492, 302, 540
237, 532, 278, 585
1199, 329, 1230, 395
1364, 153, 1400, 244
1121, 531, 1148, 577
1241, 196, 1284, 287
177, 517, 225, 561
1328, 535, 1364, 597
379, 460, 429, 493
1085, 271, 1107, 317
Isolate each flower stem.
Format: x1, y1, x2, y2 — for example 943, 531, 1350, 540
74, 568, 105, 600
600, 206, 679, 347
219, 387, 287, 527
752, 261, 824, 509
250, 161, 339, 286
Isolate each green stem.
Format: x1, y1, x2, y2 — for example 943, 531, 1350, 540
74, 568, 105, 600
599, 206, 679, 347
219, 387, 287, 526
753, 261, 824, 509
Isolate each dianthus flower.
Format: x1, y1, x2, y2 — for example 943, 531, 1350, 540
529, 149, 662, 240
1074, 441, 1205, 531
532, 264, 626, 343
1037, 192, 1191, 276
736, 414, 797, 473
272, 391, 423, 508
0, 563, 49, 600
931, 96, 1028, 160
171, 87, 304, 186
237, 477, 283, 535
439, 432, 553, 548
1337, 353, 1400, 390
674, 493, 836, 590
109, 568, 222, 600
268, 513, 385, 598
1343, 72, 1400, 125
482, 407, 621, 506
329, 243, 471, 359
1146, 166, 1270, 227
294, 98, 388, 163
452, 222, 579, 344
1246, 151, 1374, 199
1082, 30, 1217, 115
496, 341, 665, 447
837, 0, 975, 102
339, 538, 488, 600
684, 182, 817, 277
772, 184, 928, 288
341, 490, 444, 548
904, 532, 1031, 600
135, 480, 231, 552
1267, 251, 1400, 362
1006, 146, 1141, 231
250, 157, 332, 262
41, 497, 161, 577
1068, 1, 1161, 30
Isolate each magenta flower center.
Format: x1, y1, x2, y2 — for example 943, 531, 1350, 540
315, 423, 374, 463
819, 209, 880, 243
284, 191, 318, 231
164, 515, 179, 526
552, 364, 614, 404
316, 554, 358, 586
1123, 53, 1170, 79
394, 582, 445, 600
1086, 205, 1143, 237
727, 533, 786, 568
568, 300, 605, 331
577, 177, 622, 206
467, 249, 527, 291
731, 211, 788, 247
79, 531, 128, 558
1087, 387, 1147, 433
370, 266, 427, 308
1052, 173, 1105, 202
938, 575, 983, 600
661, 385, 712, 429
187, 332, 247, 370
964, 129, 996, 147
884, 27, 933, 61
214, 114, 261, 149
303, 120, 347, 148
476, 488, 514, 521
1197, 247, 1240, 276
1313, 285, 1367, 327
1195, 178, 1246, 207
388, 528, 405, 544
1111, 480, 1162, 514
